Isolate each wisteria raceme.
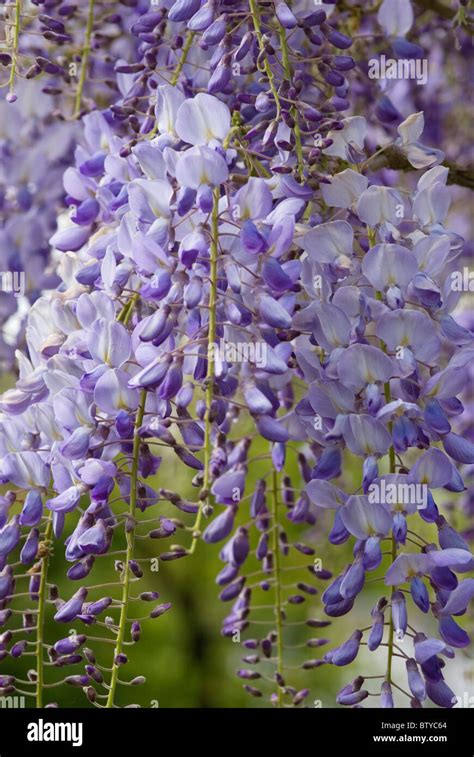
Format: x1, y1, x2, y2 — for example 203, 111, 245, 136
0, 0, 157, 371
0, 0, 472, 713
0, 82, 75, 370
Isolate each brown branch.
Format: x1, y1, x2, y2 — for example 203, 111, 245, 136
373, 146, 474, 191
414, 0, 456, 19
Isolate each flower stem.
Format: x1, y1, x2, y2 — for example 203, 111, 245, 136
277, 24, 304, 180
171, 31, 195, 86
7, 0, 21, 98
270, 466, 284, 706
73, 0, 95, 118
189, 187, 220, 554
36, 513, 53, 708
146, 31, 195, 141
384, 378, 397, 685
249, 0, 281, 117
117, 292, 139, 325
386, 532, 397, 684
106, 389, 146, 708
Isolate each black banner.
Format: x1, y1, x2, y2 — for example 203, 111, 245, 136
0, 707, 471, 756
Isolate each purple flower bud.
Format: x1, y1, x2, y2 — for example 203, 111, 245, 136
406, 658, 426, 702
410, 577, 430, 614
65, 675, 89, 687
438, 615, 469, 648
238, 669, 261, 680
329, 509, 351, 546
392, 591, 407, 640
203, 508, 236, 544
86, 665, 103, 684
219, 576, 246, 602
188, 2, 214, 31
326, 630, 362, 666
67, 556, 95, 581
54, 588, 88, 623
368, 612, 385, 651
425, 677, 456, 708
0, 609, 12, 627
150, 602, 172, 619
378, 682, 394, 711
56, 654, 83, 667
393, 512, 407, 545
326, 29, 352, 50
275, 1, 297, 29
216, 563, 239, 586
11, 640, 27, 658
130, 676, 146, 686
202, 16, 226, 45
87, 597, 112, 616
211, 470, 245, 505
19, 491, 43, 526
20, 528, 39, 565
29, 574, 40, 601
140, 592, 160, 602
243, 685, 262, 698
0, 566, 14, 600
256, 416, 289, 443
54, 635, 86, 655
340, 558, 365, 600
337, 677, 368, 705
169, 0, 201, 23
0, 516, 21, 557
235, 31, 253, 61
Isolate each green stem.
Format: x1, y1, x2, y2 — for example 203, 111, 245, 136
73, 0, 95, 118
249, 0, 281, 117
146, 30, 194, 138
36, 514, 53, 708
270, 467, 284, 706
386, 531, 397, 684
277, 24, 304, 180
171, 31, 195, 86
7, 0, 21, 97
383, 381, 397, 684
370, 219, 398, 684
189, 187, 220, 554
117, 293, 139, 325
106, 389, 146, 708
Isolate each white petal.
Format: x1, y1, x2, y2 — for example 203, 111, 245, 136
302, 220, 354, 263
155, 84, 186, 136
398, 112, 425, 146
321, 169, 368, 209
378, 0, 414, 37
405, 143, 444, 169
175, 93, 231, 145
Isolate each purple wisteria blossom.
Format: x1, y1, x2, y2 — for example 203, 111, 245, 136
0, 0, 472, 713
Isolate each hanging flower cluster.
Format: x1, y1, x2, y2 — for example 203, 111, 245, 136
0, 0, 153, 370
0, 0, 472, 709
